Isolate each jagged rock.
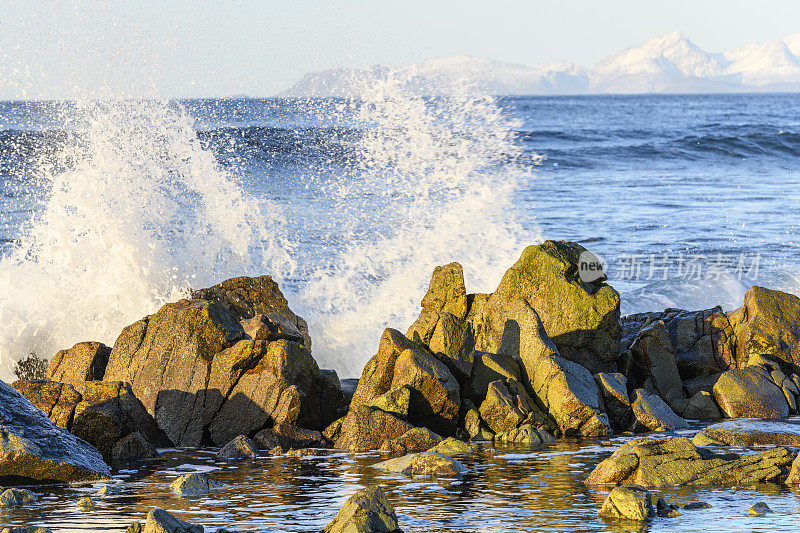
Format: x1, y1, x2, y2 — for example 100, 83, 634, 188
406, 263, 469, 347
0, 488, 35, 508
76, 497, 95, 510
254, 424, 327, 450
586, 437, 796, 487
728, 286, 800, 369
46, 341, 110, 392
712, 366, 789, 419
103, 277, 341, 447
593, 373, 632, 431
749, 502, 773, 516
620, 307, 737, 382
0, 381, 109, 482
497, 299, 610, 437
334, 406, 414, 452
366, 386, 411, 419
389, 348, 460, 435
694, 419, 800, 447
170, 473, 226, 496
627, 320, 685, 409
11, 380, 81, 429
373, 451, 468, 477
677, 390, 721, 421
97, 484, 122, 496
630, 389, 688, 432
71, 381, 164, 463
461, 402, 483, 439
111, 431, 157, 464
426, 313, 474, 379
217, 435, 257, 460
494, 424, 554, 445
474, 241, 621, 373
597, 485, 654, 522
468, 351, 521, 401
379, 427, 442, 456
267, 446, 283, 456
143, 507, 203, 533
240, 313, 304, 344
478, 380, 527, 434
323, 486, 401, 533
787, 453, 800, 484
323, 418, 344, 443
656, 497, 681, 517
350, 329, 419, 409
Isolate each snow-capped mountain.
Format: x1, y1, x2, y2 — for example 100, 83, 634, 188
281, 31, 800, 96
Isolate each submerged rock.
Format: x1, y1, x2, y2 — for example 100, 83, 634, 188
586, 437, 796, 487
323, 485, 401, 533
373, 451, 468, 477
597, 485, 654, 522
217, 435, 257, 460
170, 473, 226, 496
76, 497, 95, 510
0, 488, 36, 508
430, 437, 473, 457
694, 419, 800, 447
0, 381, 110, 483
143, 507, 203, 533
0, 527, 52, 533
748, 502, 773, 516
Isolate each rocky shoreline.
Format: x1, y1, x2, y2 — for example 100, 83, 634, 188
4, 240, 800, 531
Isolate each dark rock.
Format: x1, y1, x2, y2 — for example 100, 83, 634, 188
323, 485, 402, 533
0, 488, 36, 508
593, 373, 632, 431
111, 432, 157, 464
748, 502, 773, 516
253, 423, 327, 450
217, 435, 257, 460
11, 380, 81, 429
0, 381, 109, 483
683, 502, 712, 510
46, 341, 110, 392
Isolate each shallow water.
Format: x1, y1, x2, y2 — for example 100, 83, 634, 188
6, 421, 800, 532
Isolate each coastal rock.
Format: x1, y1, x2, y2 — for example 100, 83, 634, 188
217, 435, 257, 460
786, 453, 800, 484
11, 380, 81, 429
494, 424, 554, 445
143, 507, 203, 533
630, 389, 688, 432
593, 373, 632, 431
366, 385, 411, 419
694, 419, 800, 447
170, 473, 226, 496
111, 431, 158, 464
478, 380, 527, 433
475, 241, 621, 373
350, 329, 419, 409
46, 341, 110, 392
468, 351, 521, 401
426, 312, 474, 379
586, 437, 796, 487
0, 527, 52, 533
240, 313, 305, 344
71, 381, 165, 463
0, 488, 36, 508
627, 320, 685, 408
323, 485, 401, 533
461, 402, 483, 439
76, 497, 95, 510
254, 424, 326, 450
379, 427, 442, 456
419, 262, 469, 320
728, 286, 800, 369
678, 390, 721, 421
334, 406, 414, 452
389, 348, 460, 435
749, 502, 773, 516
373, 451, 468, 477
712, 366, 789, 419
597, 485, 654, 522
497, 299, 610, 436
0, 381, 109, 483
430, 437, 473, 456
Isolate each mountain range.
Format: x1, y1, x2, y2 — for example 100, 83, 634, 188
282, 31, 800, 96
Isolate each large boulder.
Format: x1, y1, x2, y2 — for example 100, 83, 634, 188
103, 277, 343, 447
71, 381, 166, 463
504, 300, 610, 436
478, 379, 548, 434
323, 486, 401, 533
334, 406, 414, 452
46, 342, 110, 392
693, 419, 800, 447
0, 381, 109, 483
473, 241, 621, 373
389, 348, 460, 435
350, 329, 419, 409
11, 380, 81, 429
712, 366, 789, 419
728, 286, 800, 371
586, 437, 796, 487
379, 427, 442, 456
630, 389, 688, 432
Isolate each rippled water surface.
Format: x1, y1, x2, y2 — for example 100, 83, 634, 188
5, 421, 800, 532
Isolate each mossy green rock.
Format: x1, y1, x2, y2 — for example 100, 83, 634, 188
695, 419, 800, 447
323, 485, 401, 533
374, 451, 468, 477
586, 437, 796, 488
729, 286, 800, 368
597, 485, 655, 522
169, 472, 226, 496
430, 437, 473, 456
476, 241, 621, 373
351, 329, 420, 409
11, 380, 82, 430
712, 365, 788, 419
380, 427, 442, 456
143, 507, 203, 533
494, 424, 554, 445
334, 406, 414, 452
367, 385, 412, 419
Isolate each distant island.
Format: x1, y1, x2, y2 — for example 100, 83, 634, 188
282, 31, 800, 96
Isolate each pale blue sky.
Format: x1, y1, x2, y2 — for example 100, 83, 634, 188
1, 0, 799, 99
